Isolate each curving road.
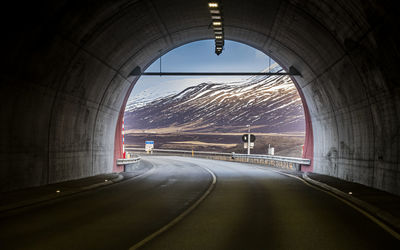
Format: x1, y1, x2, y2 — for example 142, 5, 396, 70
0, 156, 399, 249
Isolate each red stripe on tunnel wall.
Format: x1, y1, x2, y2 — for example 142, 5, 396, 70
274, 58, 313, 172
293, 80, 313, 172
300, 96, 314, 172
114, 80, 137, 172
114, 110, 125, 173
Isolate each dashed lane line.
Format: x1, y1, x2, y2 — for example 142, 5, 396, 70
129, 166, 217, 249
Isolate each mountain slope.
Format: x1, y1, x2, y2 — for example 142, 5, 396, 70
124, 74, 305, 133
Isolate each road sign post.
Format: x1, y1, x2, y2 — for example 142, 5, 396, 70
242, 126, 256, 155
243, 142, 254, 149
247, 125, 250, 155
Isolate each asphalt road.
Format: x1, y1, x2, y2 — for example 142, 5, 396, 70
0, 156, 399, 249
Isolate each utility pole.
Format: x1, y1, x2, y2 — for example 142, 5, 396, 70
247, 124, 251, 155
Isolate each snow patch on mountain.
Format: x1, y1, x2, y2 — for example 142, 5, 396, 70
124, 73, 305, 133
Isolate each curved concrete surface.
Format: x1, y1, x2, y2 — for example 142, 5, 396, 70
0, 156, 398, 249
0, 1, 399, 195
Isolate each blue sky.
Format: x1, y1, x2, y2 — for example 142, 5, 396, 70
128, 40, 277, 103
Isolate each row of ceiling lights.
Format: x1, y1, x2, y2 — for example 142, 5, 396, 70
208, 2, 224, 55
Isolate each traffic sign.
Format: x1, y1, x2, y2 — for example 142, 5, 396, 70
244, 142, 254, 149
242, 134, 256, 142
145, 141, 154, 152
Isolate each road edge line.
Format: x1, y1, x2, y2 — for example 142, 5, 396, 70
129, 166, 217, 250
268, 168, 400, 240
302, 172, 400, 239
0, 173, 123, 213
0, 163, 156, 214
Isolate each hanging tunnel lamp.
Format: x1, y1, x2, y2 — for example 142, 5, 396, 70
208, 2, 225, 55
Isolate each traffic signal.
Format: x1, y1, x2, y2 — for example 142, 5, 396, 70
242, 134, 256, 142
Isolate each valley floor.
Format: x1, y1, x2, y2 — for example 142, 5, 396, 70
125, 132, 305, 157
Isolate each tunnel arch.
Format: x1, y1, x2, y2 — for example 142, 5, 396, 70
119, 39, 311, 162
1, 0, 399, 195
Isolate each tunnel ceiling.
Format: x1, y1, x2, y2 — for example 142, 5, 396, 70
1, 0, 399, 195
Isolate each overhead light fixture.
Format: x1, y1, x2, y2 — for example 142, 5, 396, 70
208, 1, 225, 55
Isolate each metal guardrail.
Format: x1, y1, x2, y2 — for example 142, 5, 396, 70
232, 153, 311, 165
116, 157, 141, 165
127, 148, 310, 166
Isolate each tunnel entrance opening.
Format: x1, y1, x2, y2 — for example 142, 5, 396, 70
118, 40, 311, 171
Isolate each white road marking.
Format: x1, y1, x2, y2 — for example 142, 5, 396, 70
129, 165, 217, 249
266, 168, 400, 241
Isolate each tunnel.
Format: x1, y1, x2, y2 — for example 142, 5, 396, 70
0, 0, 399, 196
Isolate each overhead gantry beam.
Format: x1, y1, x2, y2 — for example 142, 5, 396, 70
141, 72, 297, 76
130, 66, 302, 76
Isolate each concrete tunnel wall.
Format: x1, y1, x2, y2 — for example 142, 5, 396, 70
0, 0, 399, 195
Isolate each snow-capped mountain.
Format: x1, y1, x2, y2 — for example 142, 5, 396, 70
124, 74, 305, 133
